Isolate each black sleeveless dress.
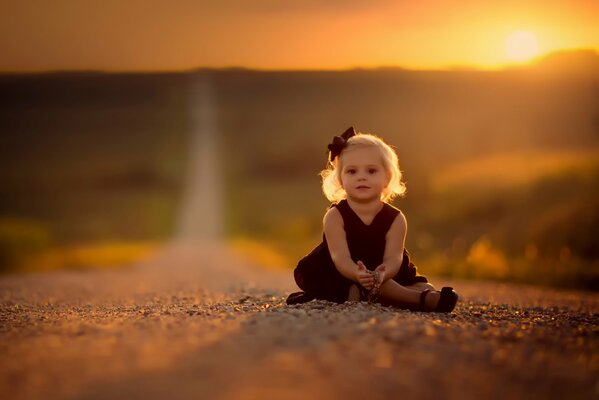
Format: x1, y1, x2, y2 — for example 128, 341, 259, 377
289, 199, 428, 304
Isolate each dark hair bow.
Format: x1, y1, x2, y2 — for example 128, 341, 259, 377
327, 126, 357, 162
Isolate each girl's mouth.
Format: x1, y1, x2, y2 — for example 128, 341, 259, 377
356, 186, 370, 189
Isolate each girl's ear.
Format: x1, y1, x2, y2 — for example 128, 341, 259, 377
385, 169, 392, 186
381, 172, 391, 200
336, 167, 344, 188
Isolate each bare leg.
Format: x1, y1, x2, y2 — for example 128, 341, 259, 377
405, 282, 436, 291
377, 279, 441, 310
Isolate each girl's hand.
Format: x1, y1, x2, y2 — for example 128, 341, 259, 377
374, 264, 387, 284
356, 260, 375, 290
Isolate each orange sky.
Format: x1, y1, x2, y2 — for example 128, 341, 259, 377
0, 0, 597, 72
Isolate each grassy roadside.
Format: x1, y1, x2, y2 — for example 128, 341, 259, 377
229, 150, 599, 291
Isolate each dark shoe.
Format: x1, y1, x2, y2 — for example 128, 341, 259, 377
419, 287, 458, 312
286, 291, 316, 305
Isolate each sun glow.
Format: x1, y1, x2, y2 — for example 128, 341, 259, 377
505, 31, 540, 62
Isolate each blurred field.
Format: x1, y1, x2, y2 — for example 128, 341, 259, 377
0, 50, 598, 290
0, 73, 189, 272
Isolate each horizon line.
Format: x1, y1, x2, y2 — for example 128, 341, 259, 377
1, 47, 596, 75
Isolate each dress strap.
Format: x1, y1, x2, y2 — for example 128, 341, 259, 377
333, 200, 356, 226
377, 203, 400, 233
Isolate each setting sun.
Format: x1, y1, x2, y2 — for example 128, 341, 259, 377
0, 2, 598, 71
505, 31, 540, 62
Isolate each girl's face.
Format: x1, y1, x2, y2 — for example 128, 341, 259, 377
339, 146, 389, 203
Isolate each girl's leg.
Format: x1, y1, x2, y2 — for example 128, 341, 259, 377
377, 279, 441, 310
405, 282, 436, 291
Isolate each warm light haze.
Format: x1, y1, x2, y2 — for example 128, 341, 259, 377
505, 31, 540, 62
0, 0, 597, 72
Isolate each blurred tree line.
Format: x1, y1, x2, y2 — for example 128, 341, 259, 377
0, 50, 597, 289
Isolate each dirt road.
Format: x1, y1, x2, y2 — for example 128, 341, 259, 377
1, 241, 597, 400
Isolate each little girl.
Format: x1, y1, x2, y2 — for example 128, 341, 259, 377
286, 127, 458, 312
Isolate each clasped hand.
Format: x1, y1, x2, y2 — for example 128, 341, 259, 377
356, 260, 387, 291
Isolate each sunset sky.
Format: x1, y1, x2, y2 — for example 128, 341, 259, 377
0, 0, 597, 72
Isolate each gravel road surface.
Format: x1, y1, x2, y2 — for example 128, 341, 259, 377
1, 241, 597, 400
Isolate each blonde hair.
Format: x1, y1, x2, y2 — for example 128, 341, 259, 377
320, 132, 407, 203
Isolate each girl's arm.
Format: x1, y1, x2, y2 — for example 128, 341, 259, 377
323, 207, 361, 282
381, 212, 408, 282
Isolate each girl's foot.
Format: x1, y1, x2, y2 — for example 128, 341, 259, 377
419, 287, 458, 312
423, 290, 440, 310
347, 284, 363, 302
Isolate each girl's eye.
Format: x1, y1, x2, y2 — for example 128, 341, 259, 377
368, 169, 378, 174
347, 169, 356, 174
